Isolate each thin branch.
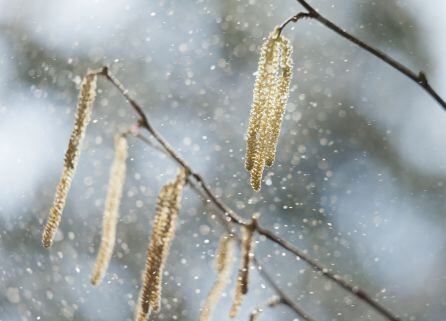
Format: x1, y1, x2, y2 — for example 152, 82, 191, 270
252, 257, 317, 321
255, 225, 400, 321
277, 12, 312, 35
287, 0, 446, 110
98, 68, 402, 321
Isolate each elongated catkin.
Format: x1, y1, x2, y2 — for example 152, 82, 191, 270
199, 235, 235, 321
42, 71, 97, 248
135, 169, 187, 321
245, 33, 278, 172
250, 38, 280, 191
229, 224, 255, 318
91, 135, 128, 285
245, 28, 293, 191
265, 37, 293, 167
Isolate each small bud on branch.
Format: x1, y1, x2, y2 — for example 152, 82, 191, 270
42, 71, 97, 248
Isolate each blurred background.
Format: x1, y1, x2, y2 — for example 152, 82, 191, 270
1, 0, 446, 320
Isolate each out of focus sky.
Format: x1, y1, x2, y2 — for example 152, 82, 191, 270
1, 1, 446, 320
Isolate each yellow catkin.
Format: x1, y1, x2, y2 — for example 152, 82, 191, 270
135, 169, 187, 321
265, 37, 293, 167
250, 36, 280, 191
245, 27, 294, 191
199, 235, 235, 321
249, 296, 281, 321
42, 71, 97, 248
90, 135, 128, 285
245, 32, 278, 172
229, 223, 255, 318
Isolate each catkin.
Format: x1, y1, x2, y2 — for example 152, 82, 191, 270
42, 71, 97, 248
245, 33, 278, 172
245, 27, 293, 191
91, 135, 128, 285
229, 223, 255, 318
199, 235, 235, 321
249, 296, 281, 321
135, 169, 187, 321
265, 37, 293, 167
250, 38, 280, 191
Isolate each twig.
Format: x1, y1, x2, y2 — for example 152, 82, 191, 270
286, 0, 446, 110
255, 225, 400, 321
277, 12, 312, 35
98, 68, 402, 321
252, 257, 317, 321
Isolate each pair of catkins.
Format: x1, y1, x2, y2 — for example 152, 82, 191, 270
199, 222, 255, 321
199, 217, 281, 321
245, 27, 294, 191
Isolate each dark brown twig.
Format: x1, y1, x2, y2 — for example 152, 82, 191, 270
286, 0, 446, 110
98, 69, 402, 321
252, 257, 317, 321
277, 12, 312, 35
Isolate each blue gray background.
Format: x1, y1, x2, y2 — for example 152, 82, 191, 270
1, 0, 445, 320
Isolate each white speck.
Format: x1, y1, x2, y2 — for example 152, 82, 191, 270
179, 43, 188, 53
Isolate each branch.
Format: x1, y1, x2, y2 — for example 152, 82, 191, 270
288, 0, 446, 110
252, 257, 317, 321
98, 68, 402, 321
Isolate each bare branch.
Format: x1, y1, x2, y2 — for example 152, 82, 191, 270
99, 69, 402, 321
287, 0, 446, 110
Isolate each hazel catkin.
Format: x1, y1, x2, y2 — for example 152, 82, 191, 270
135, 169, 187, 321
199, 234, 235, 321
245, 28, 293, 191
42, 71, 97, 248
229, 222, 255, 318
91, 134, 128, 285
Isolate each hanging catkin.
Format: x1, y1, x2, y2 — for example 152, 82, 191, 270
199, 234, 235, 321
245, 32, 278, 172
249, 296, 281, 321
135, 169, 187, 321
90, 135, 128, 285
245, 27, 293, 191
229, 223, 255, 318
42, 71, 97, 248
265, 37, 293, 167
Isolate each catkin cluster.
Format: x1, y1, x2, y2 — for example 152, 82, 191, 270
42, 71, 98, 248
245, 27, 293, 191
229, 222, 255, 318
199, 234, 235, 321
91, 135, 128, 285
136, 169, 187, 321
